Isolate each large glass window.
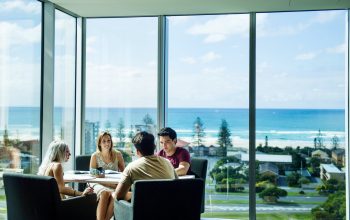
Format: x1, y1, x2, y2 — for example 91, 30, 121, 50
54, 9, 76, 169
168, 15, 250, 219
85, 18, 158, 162
0, 0, 41, 218
256, 11, 347, 219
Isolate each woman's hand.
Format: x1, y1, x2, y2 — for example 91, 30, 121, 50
82, 187, 94, 195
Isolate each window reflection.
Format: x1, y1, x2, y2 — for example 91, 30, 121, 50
168, 15, 250, 218
256, 11, 347, 219
85, 17, 158, 163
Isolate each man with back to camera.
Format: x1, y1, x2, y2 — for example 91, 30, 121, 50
113, 131, 177, 201
157, 127, 191, 176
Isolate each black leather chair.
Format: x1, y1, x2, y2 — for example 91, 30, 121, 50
3, 173, 97, 220
114, 179, 204, 220
75, 155, 91, 191
190, 158, 208, 213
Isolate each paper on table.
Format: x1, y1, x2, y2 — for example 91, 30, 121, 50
66, 170, 89, 174
64, 174, 95, 181
105, 173, 122, 179
104, 170, 121, 174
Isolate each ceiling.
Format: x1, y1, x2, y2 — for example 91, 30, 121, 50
47, 0, 350, 17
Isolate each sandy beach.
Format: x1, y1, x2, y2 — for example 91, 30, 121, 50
179, 136, 337, 149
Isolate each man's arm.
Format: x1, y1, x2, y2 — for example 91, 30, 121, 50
114, 182, 132, 201
175, 161, 190, 176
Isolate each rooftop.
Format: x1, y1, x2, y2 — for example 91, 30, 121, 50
240, 153, 292, 163
321, 163, 344, 173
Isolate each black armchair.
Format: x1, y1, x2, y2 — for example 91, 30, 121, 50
3, 173, 97, 220
114, 178, 204, 220
190, 158, 208, 213
75, 155, 91, 191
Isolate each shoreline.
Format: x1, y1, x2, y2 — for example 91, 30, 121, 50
179, 137, 344, 149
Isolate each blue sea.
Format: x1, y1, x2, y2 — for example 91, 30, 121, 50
1, 107, 345, 148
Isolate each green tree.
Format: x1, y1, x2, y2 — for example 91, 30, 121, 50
309, 157, 321, 177
192, 117, 205, 147
259, 187, 287, 202
315, 129, 324, 148
117, 149, 132, 164
286, 172, 301, 187
331, 135, 339, 149
312, 191, 345, 219
3, 126, 10, 147
116, 118, 126, 148
217, 119, 232, 154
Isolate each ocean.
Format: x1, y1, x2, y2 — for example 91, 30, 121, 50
1, 107, 345, 148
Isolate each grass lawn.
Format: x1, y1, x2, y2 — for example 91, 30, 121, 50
206, 199, 323, 205
206, 190, 322, 197
202, 212, 312, 219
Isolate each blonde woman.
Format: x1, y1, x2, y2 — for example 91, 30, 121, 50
38, 140, 94, 199
90, 131, 125, 220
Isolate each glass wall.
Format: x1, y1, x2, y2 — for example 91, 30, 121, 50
84, 18, 158, 162
167, 15, 250, 218
54, 9, 76, 169
0, 0, 41, 218
0, 0, 42, 174
256, 11, 347, 219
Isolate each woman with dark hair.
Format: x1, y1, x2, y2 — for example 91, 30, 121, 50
90, 131, 125, 220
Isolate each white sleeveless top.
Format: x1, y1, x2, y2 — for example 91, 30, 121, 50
95, 151, 119, 171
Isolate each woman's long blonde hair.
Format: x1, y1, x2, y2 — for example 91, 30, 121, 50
37, 140, 68, 175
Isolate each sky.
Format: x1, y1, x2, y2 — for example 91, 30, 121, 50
0, 0, 347, 109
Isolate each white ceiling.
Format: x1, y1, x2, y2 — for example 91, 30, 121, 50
48, 0, 350, 17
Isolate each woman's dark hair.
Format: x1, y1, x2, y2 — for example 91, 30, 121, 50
157, 127, 177, 140
132, 131, 155, 156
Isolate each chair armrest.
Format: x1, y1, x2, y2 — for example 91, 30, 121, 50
59, 194, 97, 220
114, 199, 133, 220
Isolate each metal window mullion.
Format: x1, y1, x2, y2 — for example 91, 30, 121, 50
40, 2, 55, 161
157, 16, 168, 145
80, 18, 87, 155
345, 9, 350, 220
74, 17, 83, 157
249, 12, 257, 220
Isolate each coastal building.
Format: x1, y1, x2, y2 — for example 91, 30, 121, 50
331, 149, 345, 167
84, 121, 100, 154
238, 153, 292, 165
311, 149, 331, 163
320, 163, 345, 182
259, 162, 279, 177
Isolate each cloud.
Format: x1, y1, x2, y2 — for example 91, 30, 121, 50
327, 43, 346, 54
0, 0, 40, 14
85, 62, 157, 107
147, 60, 156, 67
257, 61, 269, 73
312, 11, 341, 24
86, 36, 97, 54
295, 52, 317, 60
170, 16, 189, 25
202, 67, 226, 75
200, 52, 221, 63
0, 22, 41, 49
181, 56, 197, 64
187, 14, 249, 43
258, 11, 341, 38
0, 59, 41, 106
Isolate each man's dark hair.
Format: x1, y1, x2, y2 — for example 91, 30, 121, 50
132, 131, 156, 156
157, 127, 177, 140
